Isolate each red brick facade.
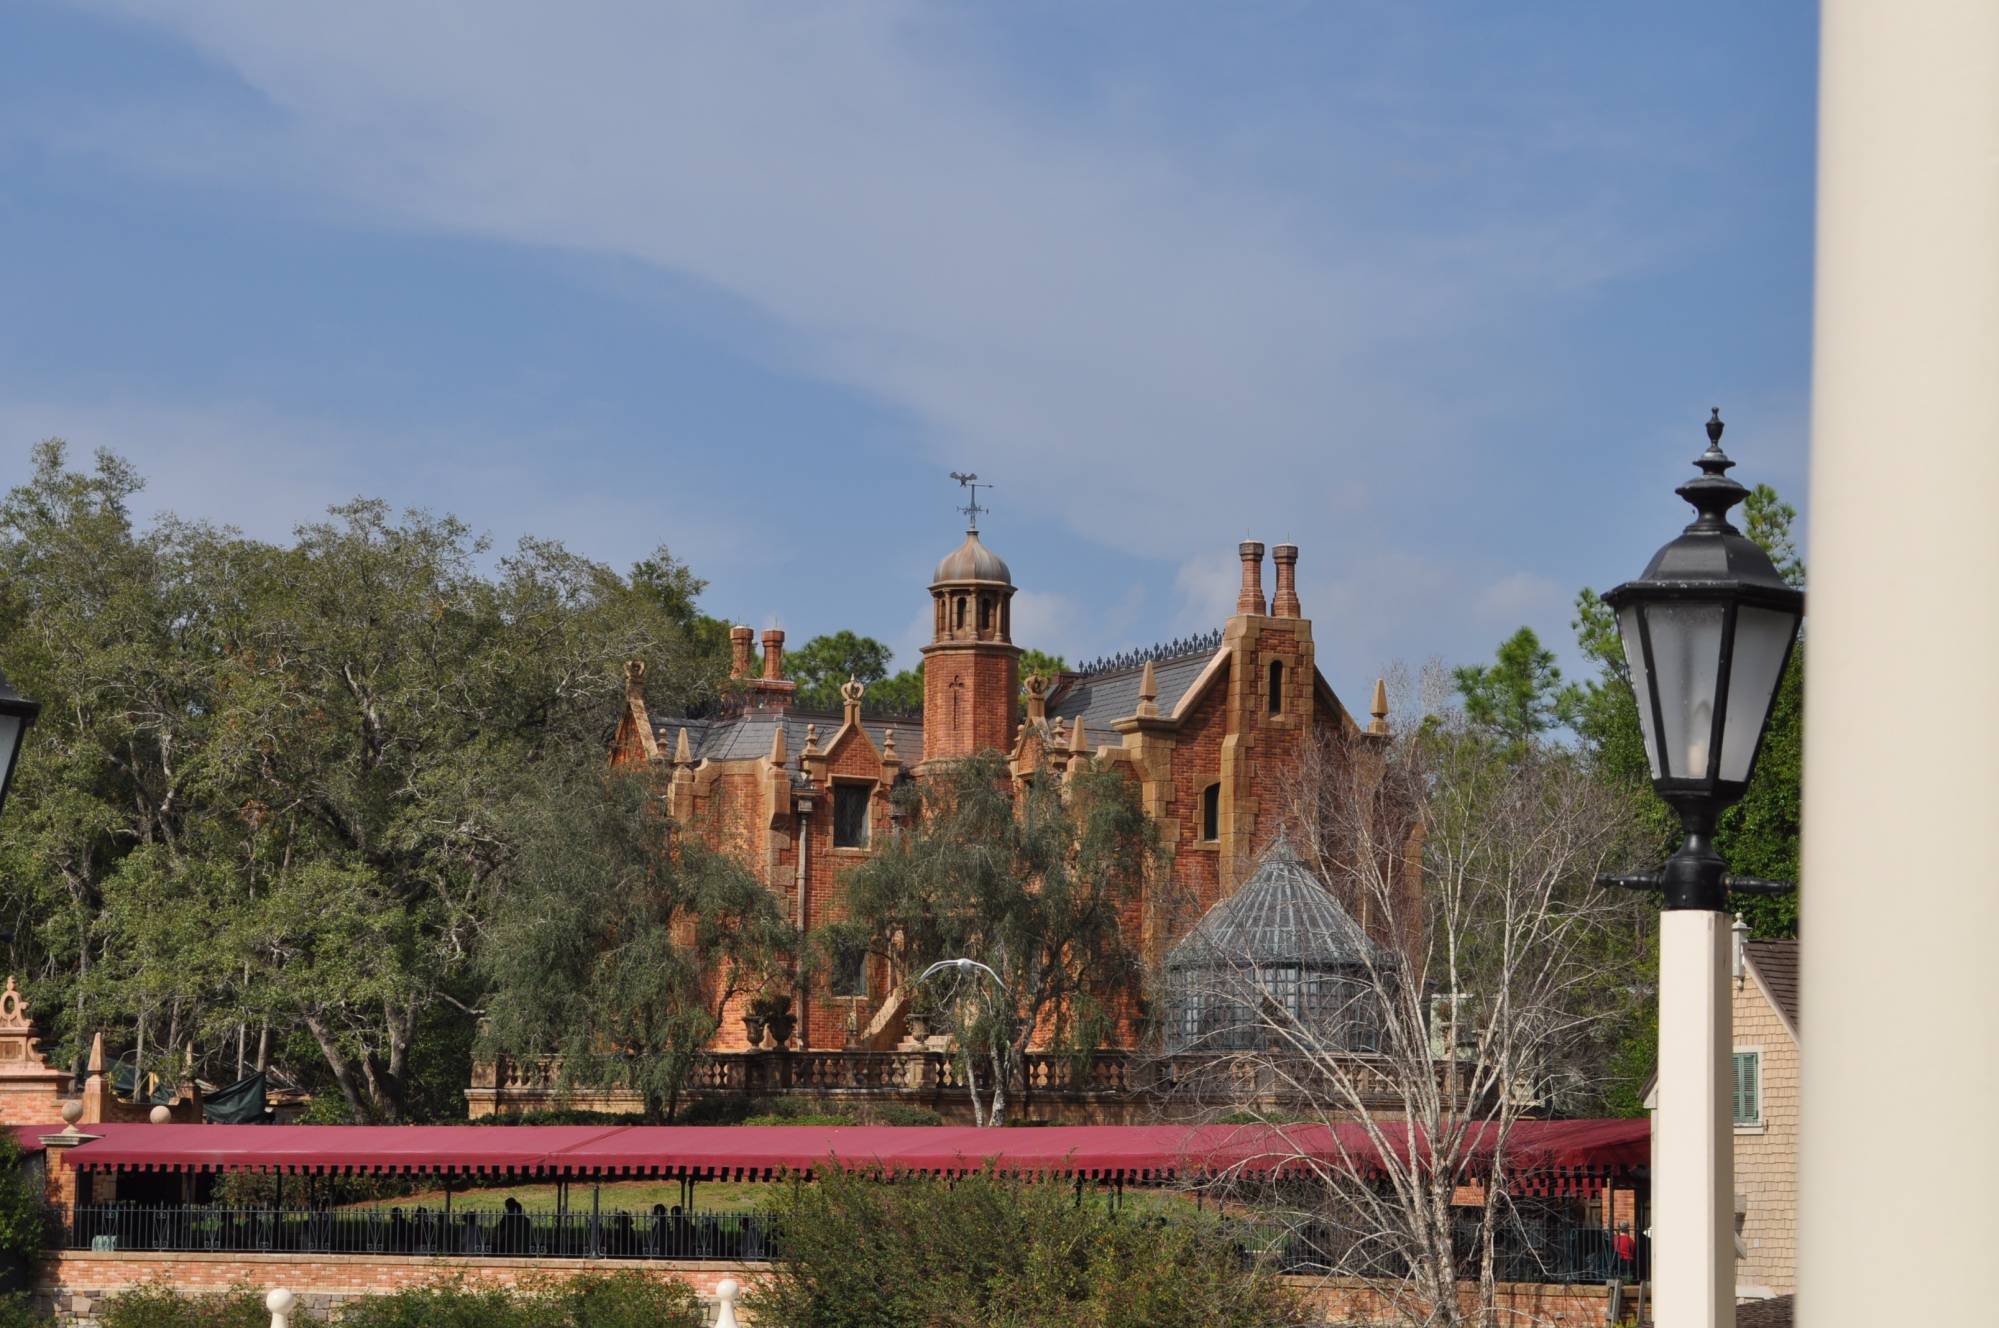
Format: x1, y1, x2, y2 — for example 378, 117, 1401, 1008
609, 533, 1402, 1055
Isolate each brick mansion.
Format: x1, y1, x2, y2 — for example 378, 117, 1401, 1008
605, 524, 1401, 1056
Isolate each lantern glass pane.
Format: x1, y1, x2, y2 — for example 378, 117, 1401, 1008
1718, 606, 1797, 784
1645, 601, 1725, 781
1616, 606, 1661, 779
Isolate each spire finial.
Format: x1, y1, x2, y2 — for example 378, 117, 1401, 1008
1136, 659, 1159, 718
674, 726, 692, 764
1369, 677, 1390, 735
949, 471, 991, 533
769, 723, 787, 765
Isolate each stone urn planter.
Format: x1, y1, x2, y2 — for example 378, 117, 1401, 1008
742, 1012, 767, 1048
904, 1010, 933, 1040
749, 992, 795, 1049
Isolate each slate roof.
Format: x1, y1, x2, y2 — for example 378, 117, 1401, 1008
1166, 834, 1384, 971
647, 710, 919, 775
1744, 939, 1799, 1032
1046, 649, 1218, 747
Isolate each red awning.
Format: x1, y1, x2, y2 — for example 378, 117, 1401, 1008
65, 1119, 1648, 1184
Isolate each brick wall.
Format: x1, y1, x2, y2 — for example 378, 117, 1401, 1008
1734, 970, 1799, 1296
36, 1251, 770, 1326
919, 645, 1017, 762
1284, 1275, 1613, 1326
38, 1252, 1615, 1326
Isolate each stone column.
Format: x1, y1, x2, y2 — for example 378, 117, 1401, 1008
1800, 4, 1999, 1325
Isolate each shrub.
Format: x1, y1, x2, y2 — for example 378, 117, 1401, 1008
745, 1167, 1311, 1328
335, 1282, 523, 1328
549, 1272, 706, 1328
0, 1292, 47, 1328
335, 1274, 703, 1328
97, 1283, 313, 1328
0, 1135, 51, 1281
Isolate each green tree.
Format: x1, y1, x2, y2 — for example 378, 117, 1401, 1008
630, 548, 734, 713
745, 1166, 1310, 1328
1450, 627, 1569, 752
866, 664, 924, 716
786, 631, 896, 711
0, 442, 717, 1119
825, 752, 1158, 1125
479, 768, 793, 1123
1017, 648, 1066, 690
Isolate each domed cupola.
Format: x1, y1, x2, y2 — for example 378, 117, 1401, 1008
921, 522, 1020, 765
932, 530, 1013, 587
927, 527, 1015, 648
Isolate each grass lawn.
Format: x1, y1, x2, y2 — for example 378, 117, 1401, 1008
340, 1179, 783, 1214
340, 1177, 1196, 1217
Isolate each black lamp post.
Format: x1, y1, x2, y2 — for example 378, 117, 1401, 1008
1598, 409, 1803, 1328
0, 665, 39, 824
1599, 409, 1805, 909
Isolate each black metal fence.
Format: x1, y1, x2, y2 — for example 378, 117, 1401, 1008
60, 1203, 1640, 1285
1261, 1214, 1649, 1285
60, 1203, 780, 1262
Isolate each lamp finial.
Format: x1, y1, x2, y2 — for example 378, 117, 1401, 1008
1678, 406, 1747, 531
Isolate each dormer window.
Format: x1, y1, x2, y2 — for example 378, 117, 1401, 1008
1267, 660, 1284, 714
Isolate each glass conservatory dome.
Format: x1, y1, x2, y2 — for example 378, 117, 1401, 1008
1163, 831, 1391, 1055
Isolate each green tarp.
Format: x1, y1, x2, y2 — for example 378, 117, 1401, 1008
201, 1072, 269, 1125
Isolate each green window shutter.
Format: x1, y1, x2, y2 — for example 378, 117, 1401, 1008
1733, 1051, 1761, 1125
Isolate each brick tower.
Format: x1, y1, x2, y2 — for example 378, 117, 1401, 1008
921, 527, 1020, 764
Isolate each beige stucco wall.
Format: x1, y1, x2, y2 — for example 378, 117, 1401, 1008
1733, 973, 1798, 1297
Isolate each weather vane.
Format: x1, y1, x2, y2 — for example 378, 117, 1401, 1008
949, 471, 991, 532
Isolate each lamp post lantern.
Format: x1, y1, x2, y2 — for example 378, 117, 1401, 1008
1600, 409, 1802, 1328
0, 665, 40, 825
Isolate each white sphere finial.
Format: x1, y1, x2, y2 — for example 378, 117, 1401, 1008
60, 1099, 82, 1126
714, 1277, 741, 1328
266, 1287, 296, 1328
148, 1105, 172, 1125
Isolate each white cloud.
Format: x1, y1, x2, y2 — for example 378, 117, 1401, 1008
58, 1, 1652, 568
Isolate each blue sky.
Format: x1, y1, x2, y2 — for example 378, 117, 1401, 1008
0, 3, 1817, 696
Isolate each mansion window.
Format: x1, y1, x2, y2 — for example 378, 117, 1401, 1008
832, 943, 868, 998
1201, 783, 1220, 842
1732, 1050, 1762, 1126
833, 783, 873, 848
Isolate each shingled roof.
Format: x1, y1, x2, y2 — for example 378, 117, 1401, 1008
1046, 649, 1218, 750
1744, 939, 1799, 1034
646, 711, 919, 774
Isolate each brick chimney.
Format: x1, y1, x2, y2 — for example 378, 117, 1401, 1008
1271, 543, 1301, 618
729, 625, 754, 679
761, 628, 786, 681
1235, 541, 1267, 616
